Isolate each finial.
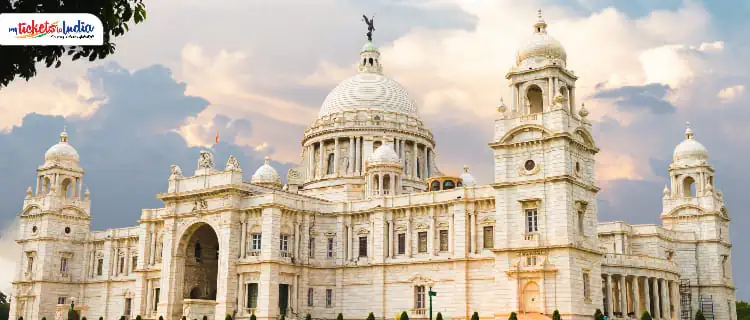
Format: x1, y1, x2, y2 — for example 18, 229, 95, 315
579, 102, 589, 118
534, 9, 548, 33
264, 156, 271, 164
685, 121, 694, 139
362, 14, 376, 42
59, 125, 69, 142
538, 9, 543, 20
663, 185, 669, 196
497, 97, 507, 113
463, 165, 470, 173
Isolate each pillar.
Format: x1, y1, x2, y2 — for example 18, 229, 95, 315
660, 279, 668, 320
620, 275, 627, 315
239, 219, 246, 259
606, 274, 614, 318
354, 137, 361, 175
318, 141, 324, 178
378, 175, 384, 196
406, 209, 412, 257
237, 273, 244, 312
634, 276, 641, 317
644, 277, 652, 317
448, 212, 454, 254
653, 278, 661, 319
412, 142, 418, 179
334, 138, 339, 176
470, 212, 477, 254
349, 137, 355, 175
570, 86, 576, 114
389, 219, 395, 258
428, 207, 436, 256
400, 140, 404, 160
424, 147, 429, 178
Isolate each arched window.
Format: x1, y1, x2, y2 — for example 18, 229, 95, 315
194, 240, 202, 263
560, 86, 569, 110
527, 85, 543, 114
368, 58, 374, 66
430, 181, 441, 191
43, 176, 51, 194
682, 176, 696, 198
383, 174, 391, 195
443, 180, 455, 190
61, 178, 73, 198
363, 58, 367, 66
326, 153, 335, 175
416, 161, 421, 179
372, 174, 380, 195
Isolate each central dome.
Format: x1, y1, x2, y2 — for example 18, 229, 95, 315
318, 73, 418, 118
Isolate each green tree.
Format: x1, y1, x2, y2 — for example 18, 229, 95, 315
508, 312, 517, 320
82, 317, 87, 320
640, 311, 652, 320
305, 314, 312, 320
120, 317, 125, 320
737, 301, 750, 320
99, 317, 104, 320
436, 312, 443, 320
160, 317, 165, 320
250, 313, 257, 320
0, 291, 9, 320
367, 312, 375, 320
225, 315, 231, 320
552, 309, 561, 320
41, 318, 46, 320
594, 309, 604, 320
0, 0, 148, 88
695, 310, 706, 320
471, 312, 479, 320
399, 311, 409, 320
136, 316, 142, 320
337, 313, 344, 320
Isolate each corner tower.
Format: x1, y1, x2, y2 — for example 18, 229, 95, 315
489, 11, 602, 319
661, 123, 736, 320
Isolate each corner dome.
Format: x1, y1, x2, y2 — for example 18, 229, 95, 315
459, 165, 477, 187
673, 124, 708, 166
516, 10, 567, 69
251, 156, 282, 188
368, 143, 401, 167
44, 129, 79, 166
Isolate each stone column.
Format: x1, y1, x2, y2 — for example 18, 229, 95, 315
378, 174, 384, 196
470, 212, 477, 254
424, 147, 429, 178
149, 228, 157, 265
239, 218, 246, 259
334, 138, 339, 176
570, 86, 576, 114
406, 209, 412, 257
428, 207, 436, 256
661, 279, 668, 320
653, 278, 661, 319
449, 212, 455, 255
412, 142, 419, 179
634, 276, 641, 317
606, 274, 614, 318
620, 275, 627, 315
400, 140, 405, 159
388, 219, 395, 258
672, 281, 681, 320
349, 137, 355, 175
354, 137, 361, 175
318, 141, 324, 178
237, 272, 244, 312
644, 277, 652, 317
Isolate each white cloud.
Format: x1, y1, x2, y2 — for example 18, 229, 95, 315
718, 85, 745, 103
0, 220, 20, 295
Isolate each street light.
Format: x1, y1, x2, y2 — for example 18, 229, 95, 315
428, 287, 437, 320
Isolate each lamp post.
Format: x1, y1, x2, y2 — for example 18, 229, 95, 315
428, 287, 437, 320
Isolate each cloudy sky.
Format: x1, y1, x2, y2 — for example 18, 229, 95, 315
1, 0, 749, 301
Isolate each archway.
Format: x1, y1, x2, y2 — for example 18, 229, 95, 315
527, 85, 543, 114
682, 176, 696, 198
522, 281, 541, 313
182, 223, 220, 301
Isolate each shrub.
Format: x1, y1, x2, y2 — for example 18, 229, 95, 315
472, 312, 479, 320
42, 318, 47, 320
305, 314, 312, 320
640, 311, 652, 320
508, 312, 517, 320
436, 312, 443, 320
225, 315, 232, 320
120, 317, 125, 320
250, 313, 257, 320
594, 309, 604, 320
337, 313, 343, 320
552, 310, 561, 320
367, 313, 375, 320
100, 317, 104, 320
280, 315, 285, 320
695, 310, 706, 320
83, 317, 88, 320
182, 317, 186, 320
400, 311, 409, 320
136, 316, 143, 320
160, 317, 165, 320
203, 316, 208, 320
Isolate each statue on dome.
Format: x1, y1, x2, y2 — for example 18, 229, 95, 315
198, 150, 215, 169
362, 14, 375, 41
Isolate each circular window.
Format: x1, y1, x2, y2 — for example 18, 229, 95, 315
524, 160, 536, 171
575, 162, 581, 173
32, 226, 38, 233
64, 227, 71, 234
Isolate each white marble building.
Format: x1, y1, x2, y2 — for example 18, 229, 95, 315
9, 12, 736, 320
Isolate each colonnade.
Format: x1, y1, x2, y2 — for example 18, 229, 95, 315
602, 273, 680, 319
305, 136, 433, 181
35, 173, 84, 198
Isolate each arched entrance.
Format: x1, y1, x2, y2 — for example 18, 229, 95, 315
176, 223, 220, 320
522, 282, 541, 313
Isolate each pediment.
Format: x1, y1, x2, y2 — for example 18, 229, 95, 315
499, 125, 553, 145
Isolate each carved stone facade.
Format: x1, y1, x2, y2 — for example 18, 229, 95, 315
10, 13, 736, 320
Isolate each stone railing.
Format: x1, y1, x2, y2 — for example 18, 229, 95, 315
521, 233, 541, 246
602, 253, 679, 274
411, 308, 426, 317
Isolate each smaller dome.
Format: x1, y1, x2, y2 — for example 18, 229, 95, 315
368, 143, 401, 167
516, 10, 567, 69
459, 165, 477, 187
673, 122, 708, 166
361, 41, 378, 53
251, 156, 282, 187
44, 128, 79, 166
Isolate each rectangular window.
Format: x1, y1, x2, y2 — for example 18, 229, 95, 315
124, 298, 132, 316
583, 272, 591, 299
58, 297, 66, 305
398, 233, 406, 254
418, 232, 427, 253
439, 230, 449, 252
60, 257, 68, 273
415, 285, 425, 309
526, 209, 538, 233
27, 256, 34, 272
119, 256, 125, 274
247, 283, 258, 308
132, 256, 138, 272
326, 289, 333, 308
97, 258, 103, 276
153, 288, 160, 311
359, 236, 368, 257
307, 288, 314, 307
526, 255, 537, 266
578, 210, 585, 235
327, 238, 334, 259
252, 234, 262, 251
309, 238, 315, 258
280, 235, 289, 252
483, 226, 494, 249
